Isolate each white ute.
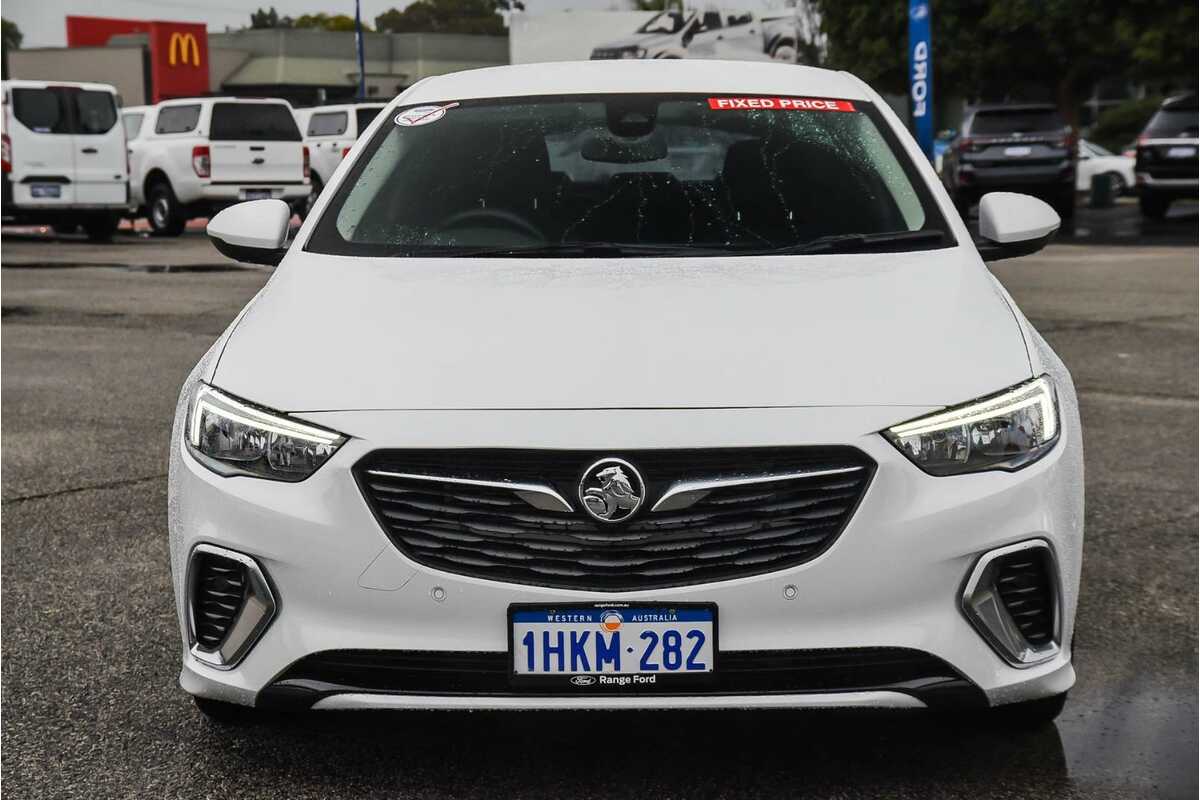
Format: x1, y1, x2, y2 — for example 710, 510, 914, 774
295, 102, 384, 217
129, 97, 309, 236
1, 79, 129, 240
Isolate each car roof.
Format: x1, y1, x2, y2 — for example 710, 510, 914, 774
155, 97, 294, 108
1162, 93, 1197, 111
304, 102, 387, 112
123, 105, 152, 114
401, 60, 870, 105
2, 78, 118, 93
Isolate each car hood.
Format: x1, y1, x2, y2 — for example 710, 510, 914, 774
213, 247, 1032, 413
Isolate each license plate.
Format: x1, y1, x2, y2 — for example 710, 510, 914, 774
1166, 146, 1197, 159
243, 189, 272, 200
510, 603, 717, 689
1004, 146, 1032, 157
31, 184, 61, 198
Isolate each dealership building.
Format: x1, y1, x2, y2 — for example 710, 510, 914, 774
7, 15, 509, 107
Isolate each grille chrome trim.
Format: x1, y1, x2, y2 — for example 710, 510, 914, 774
364, 469, 573, 513
651, 466, 867, 512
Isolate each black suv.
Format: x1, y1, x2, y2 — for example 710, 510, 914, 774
1135, 94, 1198, 219
942, 103, 1076, 219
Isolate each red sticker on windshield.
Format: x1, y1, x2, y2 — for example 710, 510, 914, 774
707, 97, 856, 112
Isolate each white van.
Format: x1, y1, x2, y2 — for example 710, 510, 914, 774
295, 102, 384, 216
1, 80, 129, 240
128, 97, 309, 236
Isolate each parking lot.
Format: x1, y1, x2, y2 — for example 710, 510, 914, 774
1, 201, 1197, 799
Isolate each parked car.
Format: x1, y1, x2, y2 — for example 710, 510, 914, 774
941, 103, 1076, 219
1076, 139, 1134, 194
128, 97, 309, 236
0, 79, 129, 240
294, 102, 385, 217
1134, 93, 1198, 219
175, 61, 1083, 728
591, 7, 799, 62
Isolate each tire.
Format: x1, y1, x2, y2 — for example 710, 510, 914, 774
82, 214, 120, 242
193, 696, 254, 725
989, 692, 1068, 728
1105, 171, 1126, 195
147, 180, 187, 237
770, 39, 797, 63
51, 223, 78, 235
1139, 193, 1169, 219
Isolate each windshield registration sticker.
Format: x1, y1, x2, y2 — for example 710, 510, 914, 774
394, 103, 460, 127
707, 97, 856, 112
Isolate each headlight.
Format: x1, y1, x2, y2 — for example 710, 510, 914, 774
883, 376, 1059, 476
620, 47, 646, 59
186, 384, 346, 481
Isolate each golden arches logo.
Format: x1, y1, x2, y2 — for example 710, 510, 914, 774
168, 32, 201, 67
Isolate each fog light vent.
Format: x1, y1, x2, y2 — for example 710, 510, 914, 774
186, 544, 276, 670
994, 551, 1055, 646
961, 540, 1061, 667
192, 552, 248, 648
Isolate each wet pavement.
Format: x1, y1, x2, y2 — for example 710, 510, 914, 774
1, 223, 1196, 798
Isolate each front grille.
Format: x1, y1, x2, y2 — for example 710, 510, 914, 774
263, 647, 981, 706
355, 448, 874, 590
190, 551, 249, 649
993, 549, 1056, 647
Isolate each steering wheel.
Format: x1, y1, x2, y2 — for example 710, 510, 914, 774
438, 208, 544, 241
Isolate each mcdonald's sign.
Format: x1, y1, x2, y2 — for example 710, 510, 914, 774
168, 32, 201, 67
64, 16, 210, 102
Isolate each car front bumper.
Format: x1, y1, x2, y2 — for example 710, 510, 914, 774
169, 401, 1083, 711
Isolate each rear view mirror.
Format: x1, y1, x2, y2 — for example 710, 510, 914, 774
207, 199, 291, 266
975, 192, 1060, 262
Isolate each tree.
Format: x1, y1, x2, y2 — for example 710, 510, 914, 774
812, 0, 1197, 128
2, 17, 22, 80
375, 0, 507, 36
250, 7, 289, 29
294, 13, 370, 33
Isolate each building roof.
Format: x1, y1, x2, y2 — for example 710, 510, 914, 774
402, 60, 870, 105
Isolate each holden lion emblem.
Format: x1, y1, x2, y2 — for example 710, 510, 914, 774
579, 459, 644, 523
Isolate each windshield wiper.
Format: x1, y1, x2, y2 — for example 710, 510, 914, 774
745, 229, 949, 256
435, 242, 733, 258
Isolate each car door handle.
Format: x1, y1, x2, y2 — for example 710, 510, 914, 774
81, 147, 98, 154
252, 157, 265, 165
250, 145, 266, 152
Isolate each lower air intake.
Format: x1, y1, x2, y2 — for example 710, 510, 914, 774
186, 544, 277, 669
961, 540, 1061, 667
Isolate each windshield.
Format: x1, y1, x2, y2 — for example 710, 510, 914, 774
308, 94, 950, 258
638, 11, 690, 34
1144, 106, 1199, 139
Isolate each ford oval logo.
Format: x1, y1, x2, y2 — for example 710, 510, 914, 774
570, 675, 597, 686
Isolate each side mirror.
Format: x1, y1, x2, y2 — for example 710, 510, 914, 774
207, 199, 291, 266
975, 192, 1060, 262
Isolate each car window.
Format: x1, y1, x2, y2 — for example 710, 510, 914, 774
698, 11, 723, 32
211, 103, 302, 141
12, 88, 69, 134
638, 11, 689, 34
155, 104, 201, 134
727, 13, 753, 26
123, 112, 145, 140
74, 90, 117, 135
969, 109, 1064, 135
1144, 105, 1199, 139
308, 111, 348, 137
355, 107, 381, 136
309, 94, 948, 258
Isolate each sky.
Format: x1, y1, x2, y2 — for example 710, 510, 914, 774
2, 0, 635, 48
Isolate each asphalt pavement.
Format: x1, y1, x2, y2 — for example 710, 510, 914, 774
2, 203, 1197, 799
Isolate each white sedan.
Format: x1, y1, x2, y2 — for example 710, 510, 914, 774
170, 60, 1083, 727
1077, 139, 1135, 193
